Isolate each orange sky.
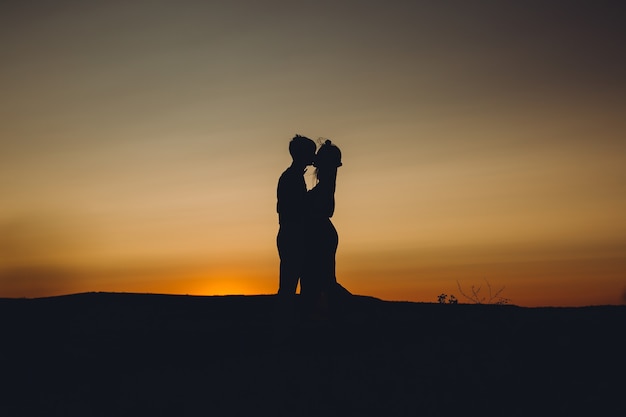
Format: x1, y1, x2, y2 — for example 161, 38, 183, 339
1, 1, 625, 306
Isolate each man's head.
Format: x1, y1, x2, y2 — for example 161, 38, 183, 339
289, 134, 316, 166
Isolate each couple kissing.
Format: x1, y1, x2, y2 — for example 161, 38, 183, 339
277, 134, 351, 317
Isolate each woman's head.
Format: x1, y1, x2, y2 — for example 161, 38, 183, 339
314, 139, 342, 169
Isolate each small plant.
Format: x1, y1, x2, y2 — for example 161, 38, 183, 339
437, 293, 458, 304
456, 279, 510, 305
437, 280, 510, 305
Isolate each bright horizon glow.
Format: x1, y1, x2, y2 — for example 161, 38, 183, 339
1, 2, 625, 306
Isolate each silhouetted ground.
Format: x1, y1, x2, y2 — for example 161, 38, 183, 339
1, 293, 624, 416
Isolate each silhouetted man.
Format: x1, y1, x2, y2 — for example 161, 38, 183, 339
277, 134, 316, 296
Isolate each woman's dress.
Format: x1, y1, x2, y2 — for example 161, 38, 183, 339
301, 178, 350, 310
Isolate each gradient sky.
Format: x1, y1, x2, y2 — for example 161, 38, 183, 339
2, 1, 625, 306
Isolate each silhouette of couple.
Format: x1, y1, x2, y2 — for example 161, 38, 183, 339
277, 134, 350, 317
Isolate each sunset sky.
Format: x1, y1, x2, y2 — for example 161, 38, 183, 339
2, 1, 625, 306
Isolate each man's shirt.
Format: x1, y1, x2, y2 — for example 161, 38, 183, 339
277, 166, 307, 225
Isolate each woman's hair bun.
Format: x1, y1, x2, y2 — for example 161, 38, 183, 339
324, 139, 332, 146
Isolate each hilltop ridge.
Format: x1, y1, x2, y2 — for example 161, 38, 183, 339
1, 292, 624, 416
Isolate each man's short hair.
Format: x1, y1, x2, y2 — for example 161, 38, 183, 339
289, 134, 316, 160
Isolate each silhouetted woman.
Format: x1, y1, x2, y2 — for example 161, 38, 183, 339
301, 139, 350, 316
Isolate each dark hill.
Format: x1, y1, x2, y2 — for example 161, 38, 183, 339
1, 293, 624, 416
